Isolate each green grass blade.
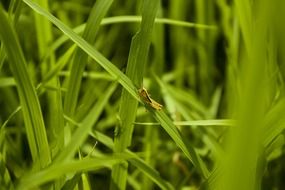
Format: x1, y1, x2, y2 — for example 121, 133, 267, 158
64, 0, 114, 117
1, 106, 21, 130
0, 77, 16, 87
46, 16, 216, 59
134, 119, 235, 127
33, 0, 64, 163
173, 119, 235, 126
102, 16, 217, 30
0, 6, 51, 169
214, 1, 272, 190
111, 0, 159, 189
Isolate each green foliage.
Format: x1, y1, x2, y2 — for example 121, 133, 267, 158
0, 0, 284, 189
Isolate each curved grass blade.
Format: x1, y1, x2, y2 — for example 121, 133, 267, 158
45, 15, 216, 61
134, 119, 235, 127
23, 0, 139, 101
101, 16, 217, 30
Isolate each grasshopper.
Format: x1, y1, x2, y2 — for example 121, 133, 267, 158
138, 87, 163, 110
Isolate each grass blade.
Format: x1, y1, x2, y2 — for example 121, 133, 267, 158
0, 6, 51, 169
64, 0, 114, 117
110, 0, 159, 189
213, 1, 272, 190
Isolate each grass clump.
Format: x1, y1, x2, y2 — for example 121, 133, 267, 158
0, 0, 285, 190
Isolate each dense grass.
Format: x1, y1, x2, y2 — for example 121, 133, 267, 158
0, 0, 285, 189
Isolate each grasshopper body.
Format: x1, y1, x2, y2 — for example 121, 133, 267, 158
138, 87, 163, 110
